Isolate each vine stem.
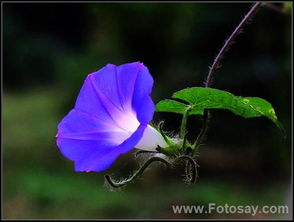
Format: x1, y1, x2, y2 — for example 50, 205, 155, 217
105, 157, 171, 188
205, 2, 263, 88
193, 109, 209, 150
195, 2, 263, 150
180, 106, 192, 139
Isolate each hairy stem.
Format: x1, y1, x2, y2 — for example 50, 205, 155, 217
180, 106, 192, 149
205, 2, 263, 88
135, 150, 159, 158
105, 157, 171, 188
180, 106, 192, 139
193, 109, 209, 150
197, 3, 263, 150
175, 155, 199, 184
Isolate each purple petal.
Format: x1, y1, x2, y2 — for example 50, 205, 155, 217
116, 62, 142, 109
57, 125, 147, 172
56, 62, 155, 172
134, 96, 154, 125
131, 64, 154, 124
75, 125, 146, 172
74, 71, 123, 129
57, 109, 134, 144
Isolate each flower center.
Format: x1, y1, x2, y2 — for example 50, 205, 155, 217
109, 110, 140, 145
135, 125, 168, 151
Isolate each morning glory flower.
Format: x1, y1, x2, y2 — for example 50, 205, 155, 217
56, 62, 168, 172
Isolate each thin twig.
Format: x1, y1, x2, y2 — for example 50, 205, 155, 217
135, 150, 159, 158
205, 2, 263, 88
193, 109, 209, 149
105, 157, 171, 188
196, 3, 264, 151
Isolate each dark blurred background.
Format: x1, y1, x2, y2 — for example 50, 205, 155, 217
3, 2, 292, 219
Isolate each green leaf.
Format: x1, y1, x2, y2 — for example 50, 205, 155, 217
156, 87, 282, 129
156, 99, 188, 114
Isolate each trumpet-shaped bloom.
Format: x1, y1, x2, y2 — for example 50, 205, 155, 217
56, 62, 167, 172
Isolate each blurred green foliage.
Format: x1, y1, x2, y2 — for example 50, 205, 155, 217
284, 2, 292, 14
3, 3, 291, 219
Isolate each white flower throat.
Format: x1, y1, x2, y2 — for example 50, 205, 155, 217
110, 110, 168, 151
